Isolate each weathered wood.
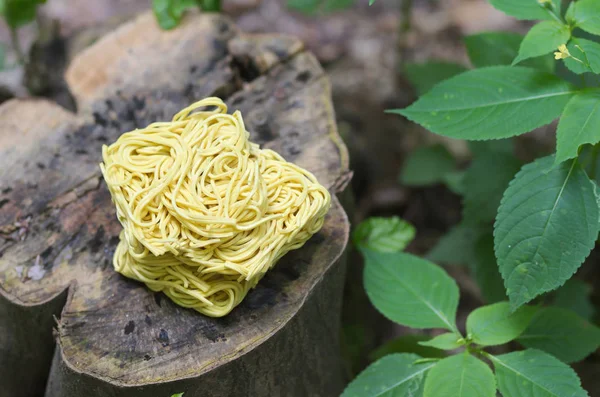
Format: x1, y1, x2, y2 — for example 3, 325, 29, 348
0, 10, 350, 397
0, 288, 68, 397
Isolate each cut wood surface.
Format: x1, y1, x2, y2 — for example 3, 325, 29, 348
0, 10, 350, 397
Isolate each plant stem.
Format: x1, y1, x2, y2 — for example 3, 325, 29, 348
397, 0, 413, 70
400, 0, 413, 36
9, 27, 25, 65
547, 9, 564, 24
544, 3, 564, 24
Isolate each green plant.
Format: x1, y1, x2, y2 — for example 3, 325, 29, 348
287, 0, 354, 14
286, 0, 380, 16
396, 0, 600, 311
343, 217, 600, 396
343, 1, 600, 395
152, 0, 220, 30
0, 0, 45, 64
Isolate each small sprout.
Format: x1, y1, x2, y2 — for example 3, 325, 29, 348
554, 44, 570, 60
537, 0, 553, 8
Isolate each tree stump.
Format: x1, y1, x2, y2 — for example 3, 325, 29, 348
0, 11, 350, 397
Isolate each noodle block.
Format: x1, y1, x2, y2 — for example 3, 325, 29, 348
100, 97, 331, 317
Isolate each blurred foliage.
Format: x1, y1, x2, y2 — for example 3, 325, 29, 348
353, 216, 416, 253
369, 334, 446, 361
552, 279, 596, 321
404, 62, 467, 96
0, 0, 46, 28
399, 144, 456, 187
153, 0, 220, 30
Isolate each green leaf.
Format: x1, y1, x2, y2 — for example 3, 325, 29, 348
466, 302, 536, 346
369, 0, 375, 4
566, 1, 576, 25
490, 349, 588, 397
353, 216, 416, 253
442, 170, 466, 195
171, 394, 184, 397
418, 333, 463, 350
400, 144, 456, 187
518, 307, 600, 363
423, 353, 496, 397
552, 279, 595, 321
153, 1, 179, 30
465, 32, 523, 68
364, 251, 459, 331
556, 91, 600, 164
427, 223, 486, 266
573, 0, 600, 36
513, 21, 571, 65
495, 155, 600, 310
489, 0, 560, 21
152, 0, 198, 30
462, 152, 522, 224
287, 0, 320, 14
341, 353, 433, 397
468, 139, 515, 156
1, 0, 46, 28
563, 38, 600, 74
198, 0, 221, 12
580, 145, 600, 187
288, 0, 355, 15
322, 0, 354, 12
471, 233, 508, 304
555, 55, 600, 88
464, 32, 553, 72
369, 335, 447, 361
404, 62, 468, 96
392, 67, 576, 140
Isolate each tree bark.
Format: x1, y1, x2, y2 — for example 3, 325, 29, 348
0, 11, 350, 397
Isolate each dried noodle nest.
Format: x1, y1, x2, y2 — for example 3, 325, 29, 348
100, 97, 331, 317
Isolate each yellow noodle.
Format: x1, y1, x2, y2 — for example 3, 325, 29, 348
100, 97, 331, 317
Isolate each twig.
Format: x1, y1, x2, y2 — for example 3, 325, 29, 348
397, 0, 413, 68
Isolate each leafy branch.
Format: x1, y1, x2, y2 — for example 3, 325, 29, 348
343, 217, 599, 396
392, 0, 600, 313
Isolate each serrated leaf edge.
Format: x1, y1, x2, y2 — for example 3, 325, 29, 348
493, 157, 596, 311
489, 349, 587, 396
